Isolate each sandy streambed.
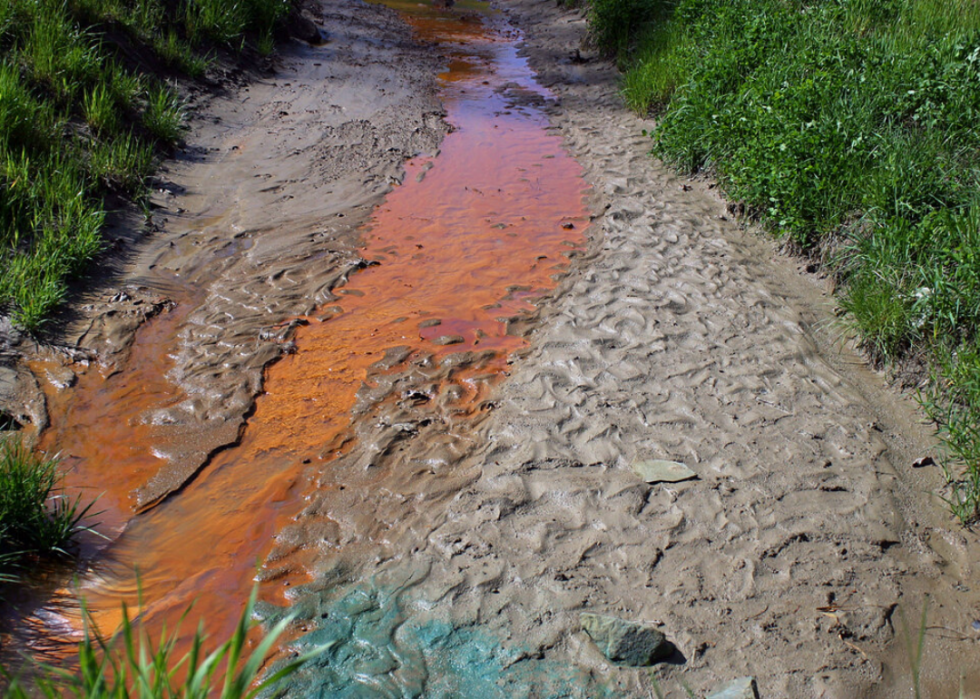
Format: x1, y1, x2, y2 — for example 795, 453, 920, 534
8, 0, 599, 676
269, 3, 980, 699
5, 0, 980, 696
4, 0, 449, 657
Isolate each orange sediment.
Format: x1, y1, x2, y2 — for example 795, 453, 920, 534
21, 0, 590, 673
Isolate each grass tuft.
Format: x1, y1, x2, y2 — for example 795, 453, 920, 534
89, 132, 154, 193
0, 438, 96, 583
84, 84, 119, 135
142, 83, 186, 145
3, 585, 327, 698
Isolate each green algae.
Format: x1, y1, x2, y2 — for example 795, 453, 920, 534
263, 582, 619, 698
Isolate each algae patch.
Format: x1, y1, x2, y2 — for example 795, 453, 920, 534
265, 583, 618, 698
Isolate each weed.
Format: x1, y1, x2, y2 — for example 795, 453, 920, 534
257, 29, 276, 57
153, 31, 209, 77
108, 65, 143, 113
0, 62, 59, 152
88, 133, 154, 193
3, 585, 327, 698
588, 0, 670, 60
184, 0, 248, 46
142, 83, 186, 144
897, 596, 929, 699
621, 11, 686, 113
84, 83, 119, 135
0, 438, 97, 582
26, 5, 100, 101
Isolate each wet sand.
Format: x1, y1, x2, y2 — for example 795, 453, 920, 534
4, 0, 980, 695
5, 0, 448, 657
273, 1, 980, 697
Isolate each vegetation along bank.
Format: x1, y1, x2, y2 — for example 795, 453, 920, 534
0, 0, 293, 331
590, 0, 980, 521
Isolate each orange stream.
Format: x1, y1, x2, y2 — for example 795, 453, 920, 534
19, 0, 589, 673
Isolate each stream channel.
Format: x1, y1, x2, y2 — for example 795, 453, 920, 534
9, 0, 596, 692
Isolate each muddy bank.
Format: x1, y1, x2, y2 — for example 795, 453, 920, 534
267, 1, 980, 698
25, 0, 448, 516
2, 0, 449, 657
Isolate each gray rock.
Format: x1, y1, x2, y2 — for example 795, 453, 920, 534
432, 334, 464, 345
0, 366, 18, 400
419, 318, 442, 329
630, 458, 697, 483
706, 677, 759, 699
580, 613, 671, 666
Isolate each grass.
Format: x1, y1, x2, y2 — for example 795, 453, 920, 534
591, 0, 980, 523
143, 84, 187, 144
898, 595, 930, 699
0, 0, 292, 331
3, 585, 326, 698
0, 438, 96, 585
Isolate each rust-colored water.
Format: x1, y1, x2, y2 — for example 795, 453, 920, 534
15, 0, 590, 676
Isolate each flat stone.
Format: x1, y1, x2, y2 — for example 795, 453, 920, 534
432, 335, 464, 346
630, 458, 697, 484
419, 319, 442, 329
580, 613, 671, 666
0, 366, 18, 400
706, 677, 759, 699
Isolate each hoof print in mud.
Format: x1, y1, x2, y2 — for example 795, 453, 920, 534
579, 612, 673, 666
706, 676, 760, 699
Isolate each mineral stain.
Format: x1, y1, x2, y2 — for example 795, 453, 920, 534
264, 582, 617, 698
21, 0, 593, 691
